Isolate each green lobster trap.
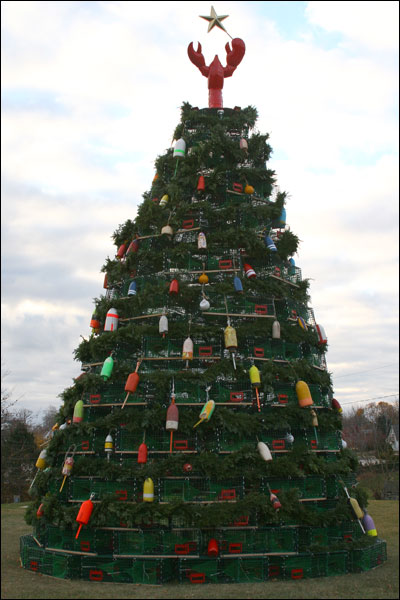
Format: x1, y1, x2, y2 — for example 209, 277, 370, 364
43, 524, 114, 555
57, 431, 95, 456
116, 428, 198, 455
115, 528, 200, 556
281, 553, 314, 580
312, 551, 348, 577
220, 556, 268, 583
246, 338, 302, 361
217, 526, 298, 555
160, 477, 245, 503
80, 555, 173, 584
20, 535, 80, 579
179, 557, 220, 584
267, 383, 330, 408
348, 539, 387, 572
261, 476, 326, 501
276, 298, 310, 322
256, 430, 294, 452
164, 248, 240, 273
174, 378, 255, 405
304, 428, 341, 451
142, 335, 222, 360
204, 292, 276, 318
68, 477, 137, 503
83, 383, 150, 407
298, 521, 363, 551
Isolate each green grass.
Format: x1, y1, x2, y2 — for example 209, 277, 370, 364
2, 501, 398, 599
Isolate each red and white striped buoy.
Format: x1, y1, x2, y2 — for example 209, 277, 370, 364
243, 263, 256, 279
104, 308, 119, 331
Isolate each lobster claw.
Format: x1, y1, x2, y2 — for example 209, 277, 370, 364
225, 38, 246, 68
188, 41, 207, 70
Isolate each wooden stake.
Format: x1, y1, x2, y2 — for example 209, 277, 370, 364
59, 475, 67, 493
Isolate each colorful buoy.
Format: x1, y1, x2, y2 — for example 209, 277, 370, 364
137, 441, 148, 464
173, 138, 186, 158
122, 360, 142, 409
295, 381, 313, 407
249, 365, 261, 412
298, 316, 308, 331
264, 235, 277, 251
169, 279, 179, 295
244, 263, 256, 279
197, 175, 205, 191
159, 194, 169, 207
100, 355, 114, 381
143, 478, 154, 502
104, 433, 113, 461
73, 399, 84, 423
75, 494, 95, 539
128, 281, 137, 296
233, 275, 243, 293
104, 308, 119, 332
193, 400, 215, 428
159, 314, 168, 337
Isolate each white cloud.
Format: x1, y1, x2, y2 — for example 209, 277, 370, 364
305, 1, 399, 51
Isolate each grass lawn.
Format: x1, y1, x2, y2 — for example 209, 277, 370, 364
1, 500, 398, 599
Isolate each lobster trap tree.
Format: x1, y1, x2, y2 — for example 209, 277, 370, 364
21, 9, 387, 585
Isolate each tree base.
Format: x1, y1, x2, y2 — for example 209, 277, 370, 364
20, 533, 387, 584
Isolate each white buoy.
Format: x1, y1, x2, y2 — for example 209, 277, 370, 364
257, 441, 272, 461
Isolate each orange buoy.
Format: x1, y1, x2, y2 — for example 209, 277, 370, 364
122, 360, 142, 409
75, 494, 95, 539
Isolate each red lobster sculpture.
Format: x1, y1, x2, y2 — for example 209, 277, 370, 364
187, 38, 246, 108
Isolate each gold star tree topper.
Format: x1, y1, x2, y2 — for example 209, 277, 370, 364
200, 6, 232, 38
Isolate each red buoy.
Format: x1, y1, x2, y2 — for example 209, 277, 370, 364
122, 360, 142, 409
75, 494, 95, 539
270, 491, 282, 510
243, 263, 256, 279
137, 442, 148, 464
125, 372, 139, 394
166, 402, 179, 432
126, 238, 140, 254
197, 175, 205, 191
332, 398, 343, 413
169, 278, 179, 295
207, 538, 219, 557
116, 242, 127, 260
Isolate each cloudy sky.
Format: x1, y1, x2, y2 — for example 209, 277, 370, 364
2, 1, 398, 423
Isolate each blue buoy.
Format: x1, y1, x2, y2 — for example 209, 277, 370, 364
128, 281, 137, 296
264, 235, 277, 251
233, 276, 243, 293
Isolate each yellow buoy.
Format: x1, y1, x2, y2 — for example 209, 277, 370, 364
249, 365, 261, 386
295, 381, 313, 407
143, 478, 154, 502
